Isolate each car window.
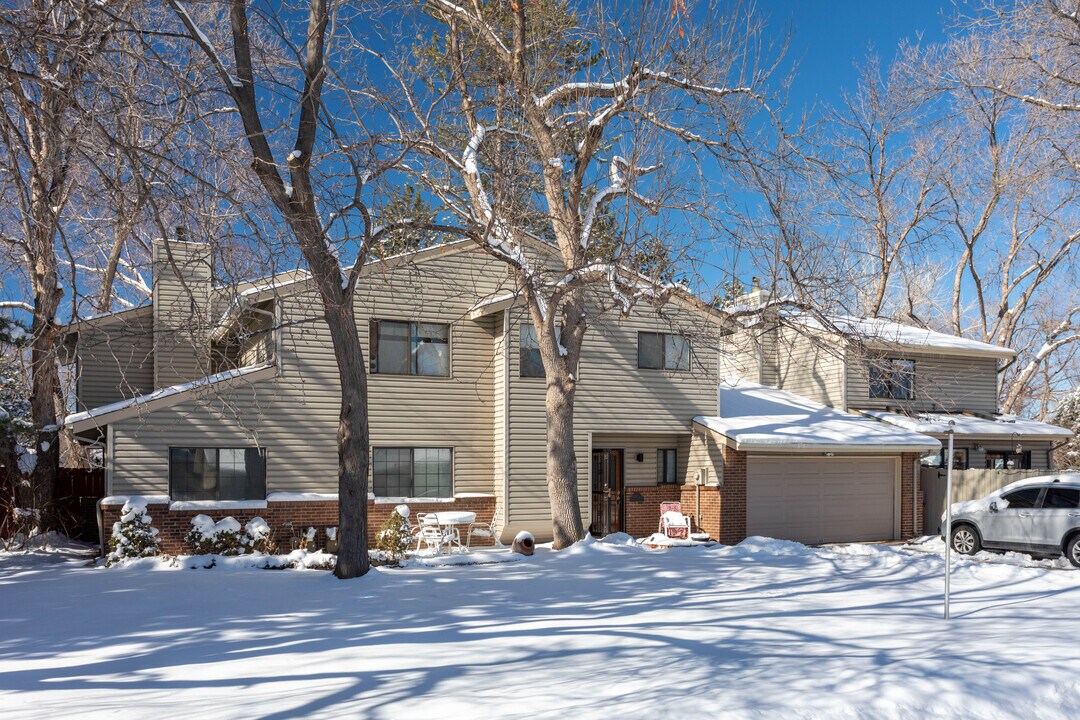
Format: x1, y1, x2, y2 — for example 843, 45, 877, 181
1042, 487, 1080, 509
1000, 487, 1042, 509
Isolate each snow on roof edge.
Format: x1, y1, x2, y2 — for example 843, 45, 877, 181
64, 363, 275, 428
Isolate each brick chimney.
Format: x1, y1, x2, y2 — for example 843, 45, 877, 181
152, 228, 212, 387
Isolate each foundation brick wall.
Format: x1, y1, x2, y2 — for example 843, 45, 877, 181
621, 484, 724, 541
103, 495, 496, 555
901, 452, 918, 539
716, 447, 748, 544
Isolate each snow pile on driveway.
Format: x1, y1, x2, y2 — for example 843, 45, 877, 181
2, 537, 1080, 719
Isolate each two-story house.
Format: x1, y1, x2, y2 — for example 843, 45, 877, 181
712, 284, 1071, 540
63, 234, 744, 551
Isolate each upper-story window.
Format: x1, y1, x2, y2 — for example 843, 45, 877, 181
638, 332, 690, 371
868, 358, 915, 400
519, 324, 562, 378
370, 319, 450, 376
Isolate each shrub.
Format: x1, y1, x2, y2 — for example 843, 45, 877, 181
242, 517, 274, 553
106, 497, 161, 566
375, 505, 412, 565
184, 514, 244, 555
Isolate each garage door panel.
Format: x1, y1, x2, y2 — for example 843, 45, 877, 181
747, 457, 896, 544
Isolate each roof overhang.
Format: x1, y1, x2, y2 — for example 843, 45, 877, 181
64, 363, 277, 433
468, 292, 522, 319
695, 378, 942, 455
859, 410, 1073, 442
693, 418, 941, 454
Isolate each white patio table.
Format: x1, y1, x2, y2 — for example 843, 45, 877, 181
422, 511, 477, 554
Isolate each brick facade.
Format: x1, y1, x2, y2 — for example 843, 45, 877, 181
103, 495, 497, 555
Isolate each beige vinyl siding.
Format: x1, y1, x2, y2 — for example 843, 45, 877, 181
110, 247, 512, 498
73, 309, 155, 410
772, 325, 846, 408
717, 328, 762, 383
846, 352, 1000, 413
688, 426, 725, 486
153, 239, 212, 387
504, 301, 720, 538
592, 433, 690, 488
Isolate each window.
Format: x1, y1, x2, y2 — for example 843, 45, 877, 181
371, 320, 449, 376
1042, 487, 1080, 509
1001, 487, 1042, 509
372, 447, 452, 498
657, 449, 678, 484
169, 447, 266, 501
985, 451, 1031, 470
868, 358, 915, 400
519, 324, 563, 378
922, 448, 968, 469
637, 332, 690, 371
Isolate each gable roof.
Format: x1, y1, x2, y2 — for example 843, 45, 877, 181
694, 377, 940, 453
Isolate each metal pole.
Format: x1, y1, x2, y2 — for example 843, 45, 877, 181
944, 425, 955, 620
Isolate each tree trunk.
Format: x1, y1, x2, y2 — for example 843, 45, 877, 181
545, 372, 584, 549
323, 304, 370, 579
27, 246, 62, 527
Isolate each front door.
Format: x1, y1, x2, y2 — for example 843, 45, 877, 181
590, 449, 624, 535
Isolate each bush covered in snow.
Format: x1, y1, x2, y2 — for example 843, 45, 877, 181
375, 505, 412, 565
242, 517, 274, 554
185, 515, 276, 556
107, 498, 161, 566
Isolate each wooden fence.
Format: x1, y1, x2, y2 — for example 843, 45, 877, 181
1, 467, 105, 541
921, 467, 1052, 535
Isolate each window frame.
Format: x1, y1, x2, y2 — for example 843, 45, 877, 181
868, 357, 916, 400
370, 319, 451, 377
371, 446, 454, 499
1001, 486, 1044, 509
657, 448, 678, 485
637, 331, 691, 371
168, 446, 267, 502
985, 450, 1032, 470
519, 323, 563, 379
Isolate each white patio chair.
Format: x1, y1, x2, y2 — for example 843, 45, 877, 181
413, 513, 445, 554
467, 506, 503, 548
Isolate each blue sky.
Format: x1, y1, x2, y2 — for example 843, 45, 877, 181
766, 0, 952, 114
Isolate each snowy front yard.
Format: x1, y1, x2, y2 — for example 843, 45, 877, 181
2, 536, 1079, 719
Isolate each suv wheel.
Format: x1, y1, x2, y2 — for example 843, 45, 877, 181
950, 524, 980, 555
1066, 535, 1080, 568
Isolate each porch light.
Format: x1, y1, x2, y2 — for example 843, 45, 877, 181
1012, 432, 1022, 455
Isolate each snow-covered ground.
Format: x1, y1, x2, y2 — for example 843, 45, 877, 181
2, 535, 1079, 719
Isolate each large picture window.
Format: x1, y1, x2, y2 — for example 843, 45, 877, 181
373, 447, 453, 498
371, 320, 450, 376
169, 447, 266, 501
868, 358, 915, 400
637, 332, 690, 371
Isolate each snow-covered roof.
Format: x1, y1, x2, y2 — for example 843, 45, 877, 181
819, 315, 1015, 359
860, 410, 1073, 440
64, 363, 276, 432
694, 378, 940, 453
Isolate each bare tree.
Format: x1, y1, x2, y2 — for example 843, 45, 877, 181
162, 0, 445, 577
397, 0, 783, 547
0, 0, 143, 523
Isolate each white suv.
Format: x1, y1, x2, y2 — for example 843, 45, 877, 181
945, 474, 1080, 567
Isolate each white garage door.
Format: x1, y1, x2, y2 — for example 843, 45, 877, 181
747, 456, 897, 544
